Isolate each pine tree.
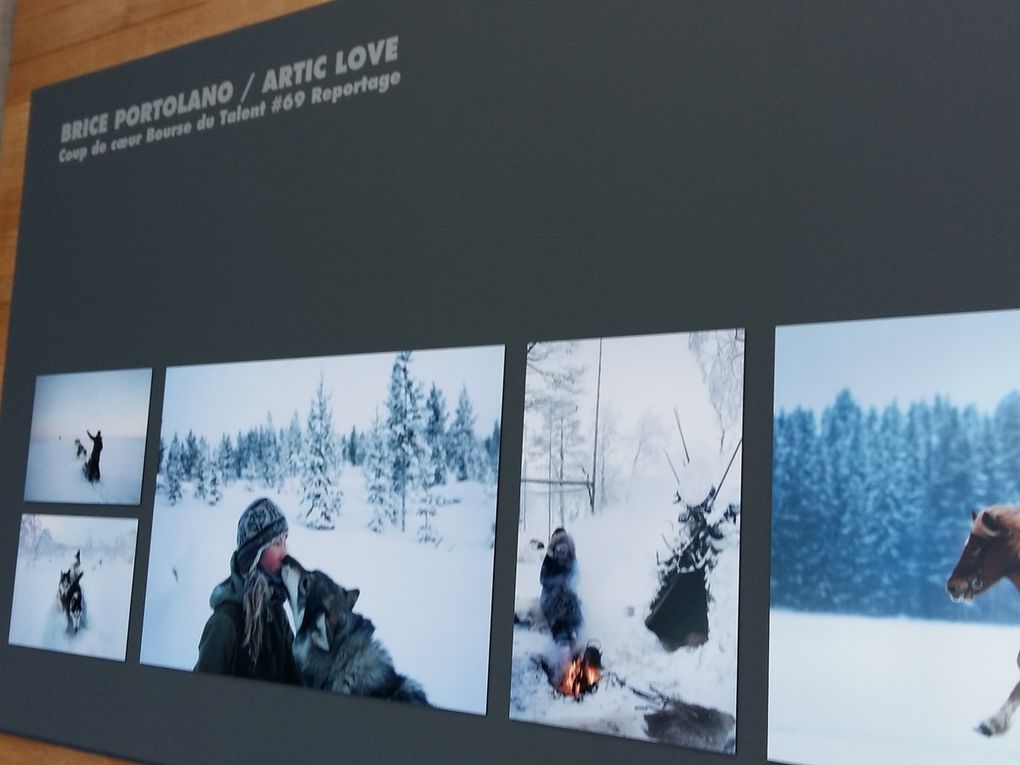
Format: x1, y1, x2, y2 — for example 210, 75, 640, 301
242, 451, 259, 491
342, 424, 364, 466
165, 435, 184, 505
365, 412, 395, 532
261, 412, 284, 489
447, 385, 478, 481
994, 392, 1020, 502
771, 408, 826, 610
819, 390, 866, 611
385, 351, 428, 532
300, 375, 342, 529
285, 412, 303, 478
193, 437, 211, 501
483, 420, 501, 482
207, 458, 224, 505
183, 430, 200, 480
416, 488, 442, 545
424, 384, 448, 486
215, 434, 234, 486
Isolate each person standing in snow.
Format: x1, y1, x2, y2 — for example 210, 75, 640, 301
84, 429, 103, 482
194, 497, 299, 683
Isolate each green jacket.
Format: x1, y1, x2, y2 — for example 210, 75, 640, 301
194, 552, 299, 684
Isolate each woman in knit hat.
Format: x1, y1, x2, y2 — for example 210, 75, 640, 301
194, 497, 299, 683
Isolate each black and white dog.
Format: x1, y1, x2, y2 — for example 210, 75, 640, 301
57, 566, 86, 634
279, 555, 428, 704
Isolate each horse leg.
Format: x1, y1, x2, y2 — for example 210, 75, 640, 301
976, 650, 1020, 736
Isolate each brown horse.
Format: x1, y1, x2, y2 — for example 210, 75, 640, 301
946, 505, 1020, 736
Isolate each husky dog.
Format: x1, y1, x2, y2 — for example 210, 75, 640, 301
279, 556, 428, 705
66, 579, 85, 633
58, 552, 83, 607
57, 569, 73, 607
540, 528, 582, 647
58, 568, 85, 633
73, 439, 87, 459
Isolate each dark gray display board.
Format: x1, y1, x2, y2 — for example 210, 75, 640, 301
1, 1, 1017, 763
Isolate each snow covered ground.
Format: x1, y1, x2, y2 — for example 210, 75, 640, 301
24, 437, 146, 505
9, 530, 137, 662
509, 471, 740, 751
140, 472, 497, 715
769, 610, 1020, 765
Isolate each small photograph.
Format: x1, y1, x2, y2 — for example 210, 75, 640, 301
510, 330, 743, 753
139, 346, 505, 716
9, 514, 139, 661
24, 368, 153, 505
770, 309, 1020, 765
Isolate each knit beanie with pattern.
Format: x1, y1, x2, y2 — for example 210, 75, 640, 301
235, 497, 288, 575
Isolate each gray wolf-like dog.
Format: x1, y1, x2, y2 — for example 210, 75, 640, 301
279, 555, 429, 705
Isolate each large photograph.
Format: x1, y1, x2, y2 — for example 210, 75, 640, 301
9, 514, 139, 661
510, 330, 743, 753
770, 310, 1020, 765
24, 368, 153, 505
139, 346, 504, 715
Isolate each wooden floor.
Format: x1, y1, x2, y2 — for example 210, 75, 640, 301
0, 1, 329, 761
0, 732, 133, 764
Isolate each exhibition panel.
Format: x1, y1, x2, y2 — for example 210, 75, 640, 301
0, 0, 1015, 763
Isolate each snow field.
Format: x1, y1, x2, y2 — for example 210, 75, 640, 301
769, 610, 1020, 765
9, 551, 135, 661
24, 437, 146, 505
510, 471, 740, 750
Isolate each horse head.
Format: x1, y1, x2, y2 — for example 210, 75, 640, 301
947, 506, 1020, 602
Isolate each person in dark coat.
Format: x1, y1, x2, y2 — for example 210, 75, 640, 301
540, 527, 582, 646
194, 497, 299, 684
84, 429, 103, 482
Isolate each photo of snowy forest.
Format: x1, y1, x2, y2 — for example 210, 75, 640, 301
139, 346, 505, 715
510, 330, 743, 753
23, 369, 152, 504
10, 514, 138, 661
770, 310, 1020, 765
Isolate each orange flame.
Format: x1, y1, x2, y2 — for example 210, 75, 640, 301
557, 654, 601, 697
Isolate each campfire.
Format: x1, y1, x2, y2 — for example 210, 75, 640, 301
546, 645, 602, 699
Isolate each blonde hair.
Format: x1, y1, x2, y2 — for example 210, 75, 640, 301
240, 533, 285, 664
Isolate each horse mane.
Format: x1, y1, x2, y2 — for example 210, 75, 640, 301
973, 505, 1020, 559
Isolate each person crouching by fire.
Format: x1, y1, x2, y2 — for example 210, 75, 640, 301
540, 528, 583, 648
194, 497, 299, 684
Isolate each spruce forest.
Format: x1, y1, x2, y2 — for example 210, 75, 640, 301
771, 389, 1020, 623
157, 351, 500, 543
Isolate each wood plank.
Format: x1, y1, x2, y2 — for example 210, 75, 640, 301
10, 0, 206, 64
6, 0, 328, 106
0, 731, 138, 764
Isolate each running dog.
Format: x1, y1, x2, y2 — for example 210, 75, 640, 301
58, 568, 85, 633
279, 555, 428, 705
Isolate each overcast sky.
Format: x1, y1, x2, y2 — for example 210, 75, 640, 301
160, 345, 506, 443
774, 308, 1020, 415
29, 369, 152, 440
527, 328, 742, 458
24, 514, 138, 548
